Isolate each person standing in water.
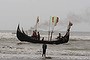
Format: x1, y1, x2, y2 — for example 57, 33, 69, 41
42, 43, 47, 58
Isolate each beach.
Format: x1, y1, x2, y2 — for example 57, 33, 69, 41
0, 32, 90, 60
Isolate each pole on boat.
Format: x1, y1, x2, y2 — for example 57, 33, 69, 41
48, 17, 51, 41
35, 16, 39, 31
48, 30, 50, 41
50, 16, 59, 41
50, 31, 53, 41
50, 25, 54, 41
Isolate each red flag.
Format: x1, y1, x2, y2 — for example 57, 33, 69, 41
52, 17, 54, 23
55, 17, 59, 26
56, 17, 59, 23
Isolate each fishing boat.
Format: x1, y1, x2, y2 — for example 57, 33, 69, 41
16, 21, 73, 45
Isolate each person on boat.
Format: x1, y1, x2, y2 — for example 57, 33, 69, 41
42, 37, 44, 41
56, 33, 62, 39
42, 43, 47, 58
37, 32, 40, 40
32, 30, 37, 39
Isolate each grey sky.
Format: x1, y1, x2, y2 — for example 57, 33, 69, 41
0, 0, 90, 32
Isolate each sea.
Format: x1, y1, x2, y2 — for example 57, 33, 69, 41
0, 30, 90, 60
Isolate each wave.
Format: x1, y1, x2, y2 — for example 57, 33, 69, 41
0, 32, 16, 39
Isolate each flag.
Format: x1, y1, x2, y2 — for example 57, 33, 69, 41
55, 17, 59, 26
69, 21, 73, 26
35, 16, 39, 31
37, 16, 39, 23
67, 21, 73, 30
56, 17, 59, 23
52, 17, 54, 23
51, 16, 59, 26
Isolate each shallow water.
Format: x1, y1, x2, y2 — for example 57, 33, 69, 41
0, 31, 90, 60
0, 37, 90, 60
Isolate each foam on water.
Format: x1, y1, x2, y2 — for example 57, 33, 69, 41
0, 32, 16, 39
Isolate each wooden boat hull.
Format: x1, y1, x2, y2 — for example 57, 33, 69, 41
16, 25, 71, 44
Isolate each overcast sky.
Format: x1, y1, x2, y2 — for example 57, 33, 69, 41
0, 0, 90, 32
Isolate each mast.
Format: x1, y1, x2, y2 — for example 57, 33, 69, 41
50, 16, 59, 41
35, 16, 39, 31
50, 25, 54, 41
48, 19, 50, 41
